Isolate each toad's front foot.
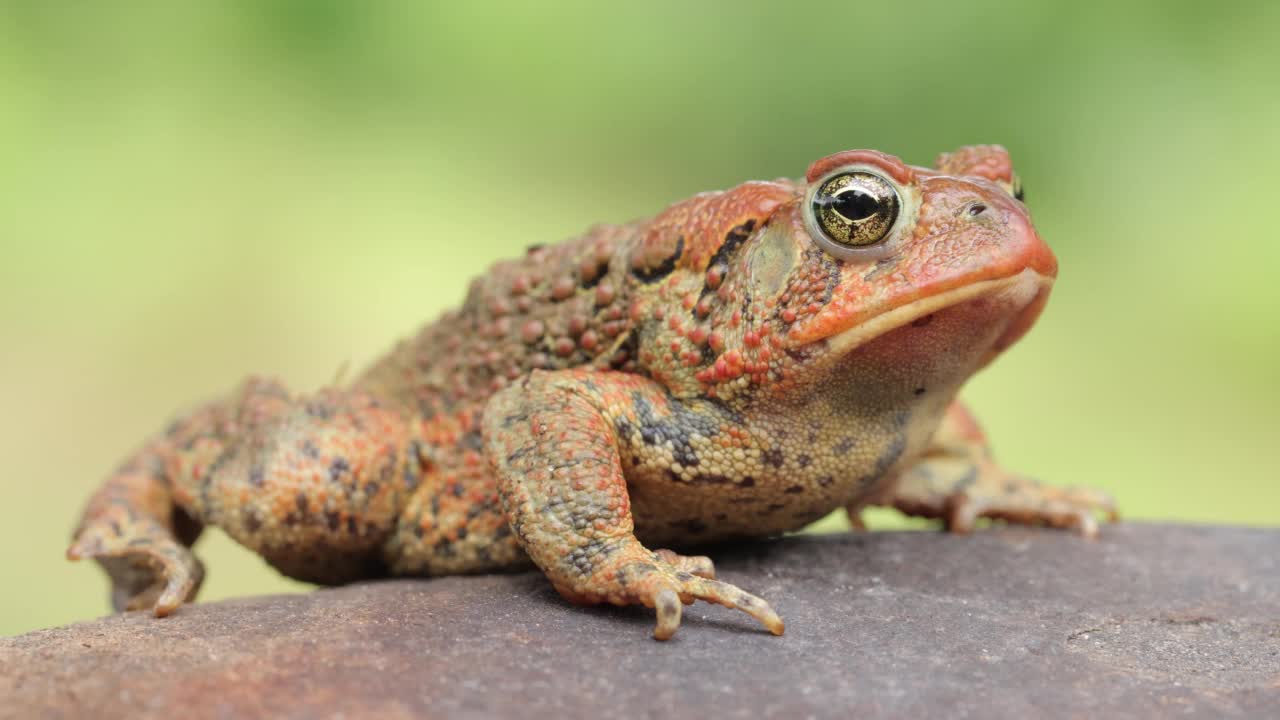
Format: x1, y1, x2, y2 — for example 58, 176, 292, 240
67, 510, 204, 616
558, 544, 784, 641
891, 462, 1118, 538
852, 401, 1118, 538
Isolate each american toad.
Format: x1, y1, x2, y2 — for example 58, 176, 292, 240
69, 146, 1115, 639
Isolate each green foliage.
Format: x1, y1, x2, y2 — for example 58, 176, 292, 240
0, 1, 1275, 636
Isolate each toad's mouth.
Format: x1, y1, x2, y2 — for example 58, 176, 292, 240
825, 268, 1054, 366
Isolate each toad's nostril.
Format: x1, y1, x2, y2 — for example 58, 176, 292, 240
967, 203, 988, 217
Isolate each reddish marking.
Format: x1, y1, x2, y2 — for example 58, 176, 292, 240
806, 149, 915, 185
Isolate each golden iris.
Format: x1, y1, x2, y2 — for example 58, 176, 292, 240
811, 172, 900, 247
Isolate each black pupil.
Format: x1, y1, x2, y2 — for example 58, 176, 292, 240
830, 188, 880, 221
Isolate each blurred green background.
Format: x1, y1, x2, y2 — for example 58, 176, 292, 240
1, 2, 1276, 637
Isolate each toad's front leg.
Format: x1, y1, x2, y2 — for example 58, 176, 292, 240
483, 369, 784, 641
850, 401, 1118, 536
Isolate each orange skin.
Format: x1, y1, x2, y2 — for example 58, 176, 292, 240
69, 145, 1115, 640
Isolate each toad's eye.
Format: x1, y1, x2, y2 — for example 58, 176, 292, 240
808, 171, 901, 253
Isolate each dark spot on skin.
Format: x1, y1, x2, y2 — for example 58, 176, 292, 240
1004, 480, 1022, 494
632, 235, 685, 283
785, 345, 818, 363
329, 457, 350, 482
456, 527, 468, 541
699, 339, 718, 365
657, 591, 680, 618
249, 465, 265, 487
579, 258, 610, 289
711, 220, 755, 269
461, 430, 484, 451
416, 396, 439, 421
295, 493, 308, 514
700, 219, 756, 298
301, 441, 321, 460
109, 520, 122, 537
326, 511, 341, 532
675, 571, 695, 582
202, 445, 236, 483
763, 447, 785, 468
404, 455, 421, 492
784, 485, 804, 494
856, 411, 911, 487
304, 402, 333, 420
502, 412, 529, 428
568, 538, 619, 575
818, 476, 834, 487
245, 510, 262, 533
689, 474, 733, 486
450, 483, 464, 498
797, 453, 812, 468
739, 477, 756, 488
954, 467, 979, 493
685, 519, 708, 534
912, 314, 934, 328
367, 481, 381, 498
714, 513, 728, 521
914, 387, 927, 396
817, 250, 841, 304
348, 517, 359, 534
834, 436, 856, 455
413, 524, 424, 538
629, 392, 726, 470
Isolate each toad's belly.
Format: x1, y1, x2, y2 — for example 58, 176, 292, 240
625, 417, 927, 546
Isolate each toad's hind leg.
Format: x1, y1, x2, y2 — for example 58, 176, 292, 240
69, 378, 415, 615
483, 369, 782, 641
850, 401, 1118, 537
62, 378, 285, 615
67, 458, 206, 616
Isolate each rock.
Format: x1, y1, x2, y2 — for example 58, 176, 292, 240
2, 524, 1277, 719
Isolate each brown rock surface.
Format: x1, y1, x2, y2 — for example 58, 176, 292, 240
3, 524, 1278, 719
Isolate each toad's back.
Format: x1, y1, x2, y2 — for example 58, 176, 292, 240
355, 221, 644, 428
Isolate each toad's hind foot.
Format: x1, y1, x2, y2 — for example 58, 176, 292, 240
557, 545, 783, 641
67, 510, 204, 616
